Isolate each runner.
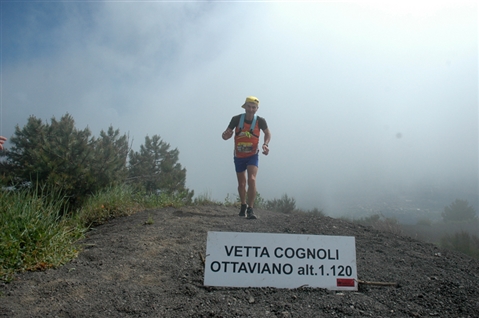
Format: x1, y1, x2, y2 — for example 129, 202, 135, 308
222, 96, 271, 219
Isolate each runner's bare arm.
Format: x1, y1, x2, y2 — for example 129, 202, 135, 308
222, 128, 233, 140
262, 128, 271, 155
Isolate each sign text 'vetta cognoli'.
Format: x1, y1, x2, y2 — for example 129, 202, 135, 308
204, 232, 358, 290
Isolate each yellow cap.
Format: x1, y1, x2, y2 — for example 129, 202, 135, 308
242, 96, 259, 108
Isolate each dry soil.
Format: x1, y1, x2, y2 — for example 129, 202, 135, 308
1, 205, 479, 317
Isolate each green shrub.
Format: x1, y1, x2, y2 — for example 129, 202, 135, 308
416, 218, 433, 226
76, 184, 143, 226
353, 214, 402, 235
231, 191, 266, 209
0, 188, 84, 282
253, 192, 266, 209
307, 207, 325, 217
355, 214, 381, 225
223, 193, 237, 207
77, 184, 188, 226
194, 190, 216, 206
266, 194, 296, 214
295, 207, 325, 217
375, 217, 402, 235
440, 231, 479, 259
442, 199, 477, 223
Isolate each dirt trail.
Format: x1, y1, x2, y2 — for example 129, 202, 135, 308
1, 205, 479, 317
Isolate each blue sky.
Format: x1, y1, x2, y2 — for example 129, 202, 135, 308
1, 1, 477, 220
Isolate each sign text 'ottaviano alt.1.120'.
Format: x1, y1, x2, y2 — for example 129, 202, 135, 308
204, 232, 358, 290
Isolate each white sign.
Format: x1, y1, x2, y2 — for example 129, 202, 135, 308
204, 231, 357, 290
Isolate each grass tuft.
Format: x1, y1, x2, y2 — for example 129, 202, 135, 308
1, 184, 188, 282
0, 188, 84, 282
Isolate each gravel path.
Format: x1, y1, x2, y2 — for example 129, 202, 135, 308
1, 205, 478, 317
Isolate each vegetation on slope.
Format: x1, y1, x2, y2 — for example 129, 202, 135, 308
1, 113, 477, 282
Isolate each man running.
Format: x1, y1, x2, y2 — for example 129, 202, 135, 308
222, 96, 271, 219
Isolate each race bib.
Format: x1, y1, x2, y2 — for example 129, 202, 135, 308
236, 142, 254, 153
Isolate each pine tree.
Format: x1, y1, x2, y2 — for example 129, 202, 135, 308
442, 199, 477, 222
128, 135, 193, 200
4, 114, 129, 207
90, 126, 129, 189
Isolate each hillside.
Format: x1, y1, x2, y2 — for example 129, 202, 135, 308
1, 205, 478, 317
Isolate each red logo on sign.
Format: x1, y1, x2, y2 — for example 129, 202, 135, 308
336, 278, 355, 287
